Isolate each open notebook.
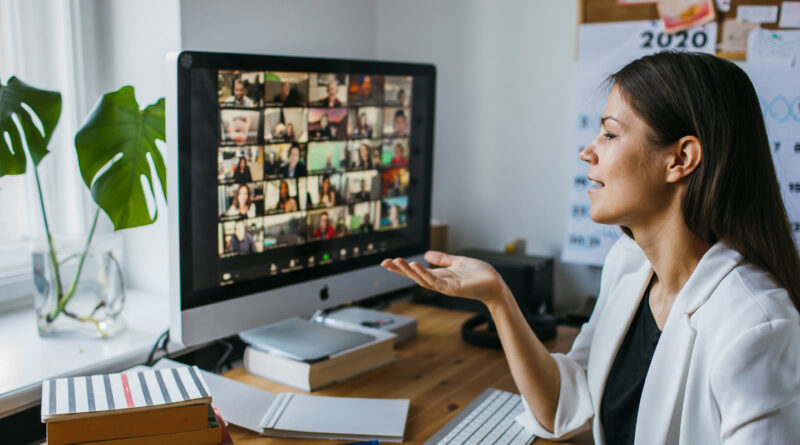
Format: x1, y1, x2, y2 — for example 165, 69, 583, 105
153, 359, 409, 442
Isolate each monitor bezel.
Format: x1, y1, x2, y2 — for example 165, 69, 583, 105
174, 51, 436, 312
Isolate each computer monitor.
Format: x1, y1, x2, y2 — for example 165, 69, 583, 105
166, 51, 436, 347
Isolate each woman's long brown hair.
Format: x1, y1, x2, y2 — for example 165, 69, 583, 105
610, 51, 800, 311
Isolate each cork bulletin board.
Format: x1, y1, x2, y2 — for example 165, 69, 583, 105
578, 0, 787, 58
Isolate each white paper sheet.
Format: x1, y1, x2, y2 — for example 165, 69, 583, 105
747, 29, 800, 67
737, 5, 779, 23
779, 2, 800, 28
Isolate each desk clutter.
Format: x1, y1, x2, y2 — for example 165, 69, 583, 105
42, 360, 411, 443
40, 366, 229, 445
242, 307, 417, 391
243, 320, 396, 391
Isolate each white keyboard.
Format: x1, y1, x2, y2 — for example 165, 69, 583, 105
424, 388, 536, 445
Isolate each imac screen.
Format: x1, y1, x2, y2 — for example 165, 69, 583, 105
176, 53, 434, 310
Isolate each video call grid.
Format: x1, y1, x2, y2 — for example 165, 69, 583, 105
216, 71, 413, 258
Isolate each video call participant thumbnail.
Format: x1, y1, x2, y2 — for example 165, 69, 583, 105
344, 170, 379, 202
381, 167, 409, 197
218, 146, 263, 184
263, 108, 309, 143
279, 142, 308, 178
219, 217, 263, 257
349, 140, 381, 170
348, 74, 384, 106
220, 109, 260, 146
347, 201, 379, 233
383, 139, 409, 167
262, 212, 307, 249
347, 107, 382, 139
307, 141, 345, 173
218, 71, 261, 108
309, 108, 348, 141
379, 196, 408, 230
382, 107, 411, 138
310, 73, 348, 107
383, 76, 412, 106
308, 207, 345, 240
219, 182, 264, 219
306, 173, 343, 208
265, 178, 304, 214
264, 72, 308, 107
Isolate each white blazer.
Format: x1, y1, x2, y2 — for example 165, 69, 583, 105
520, 236, 800, 444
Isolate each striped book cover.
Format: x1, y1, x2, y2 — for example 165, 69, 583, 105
41, 366, 212, 422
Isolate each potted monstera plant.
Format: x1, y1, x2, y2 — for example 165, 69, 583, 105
0, 77, 166, 338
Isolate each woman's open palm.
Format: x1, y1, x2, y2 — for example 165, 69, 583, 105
381, 251, 508, 304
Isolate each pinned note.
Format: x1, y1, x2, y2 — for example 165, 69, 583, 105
747, 29, 800, 66
779, 2, 800, 28
737, 5, 779, 23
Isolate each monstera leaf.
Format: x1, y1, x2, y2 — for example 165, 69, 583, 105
0, 77, 61, 176
75, 86, 166, 230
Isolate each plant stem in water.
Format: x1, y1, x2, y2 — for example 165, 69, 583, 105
56, 207, 101, 315
33, 166, 64, 323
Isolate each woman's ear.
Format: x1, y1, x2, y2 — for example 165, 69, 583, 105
666, 136, 702, 183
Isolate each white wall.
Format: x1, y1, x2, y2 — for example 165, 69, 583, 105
179, 0, 379, 58
375, 1, 601, 310
91, 0, 602, 310
79, 0, 182, 296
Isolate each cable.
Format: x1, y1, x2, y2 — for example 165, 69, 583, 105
146, 329, 170, 366
214, 339, 234, 374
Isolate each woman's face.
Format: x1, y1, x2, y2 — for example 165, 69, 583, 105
322, 177, 330, 193
280, 181, 289, 198
320, 114, 329, 129
237, 185, 250, 206
360, 144, 369, 161
579, 86, 671, 228
238, 157, 247, 170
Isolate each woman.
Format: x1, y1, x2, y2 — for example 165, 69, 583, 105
354, 112, 373, 138
232, 156, 252, 183
382, 51, 800, 444
273, 180, 298, 213
352, 143, 373, 169
314, 113, 333, 140
319, 175, 336, 207
225, 184, 255, 218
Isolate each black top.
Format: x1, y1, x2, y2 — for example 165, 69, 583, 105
600, 279, 662, 445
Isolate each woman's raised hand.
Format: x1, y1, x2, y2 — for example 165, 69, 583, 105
381, 251, 509, 305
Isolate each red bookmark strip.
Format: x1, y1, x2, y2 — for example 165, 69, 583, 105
120, 373, 135, 408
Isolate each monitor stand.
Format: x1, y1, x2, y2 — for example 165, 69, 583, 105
239, 316, 376, 362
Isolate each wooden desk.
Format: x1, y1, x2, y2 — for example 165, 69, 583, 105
223, 302, 592, 444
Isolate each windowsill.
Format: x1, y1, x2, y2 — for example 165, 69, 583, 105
0, 289, 171, 418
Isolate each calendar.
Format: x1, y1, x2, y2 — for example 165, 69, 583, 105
748, 63, 800, 252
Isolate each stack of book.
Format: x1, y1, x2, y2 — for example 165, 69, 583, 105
244, 319, 397, 391
41, 366, 224, 445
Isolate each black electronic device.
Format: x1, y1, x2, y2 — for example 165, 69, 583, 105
415, 249, 557, 346
167, 50, 437, 346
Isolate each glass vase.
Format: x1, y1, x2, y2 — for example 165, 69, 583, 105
32, 235, 126, 338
